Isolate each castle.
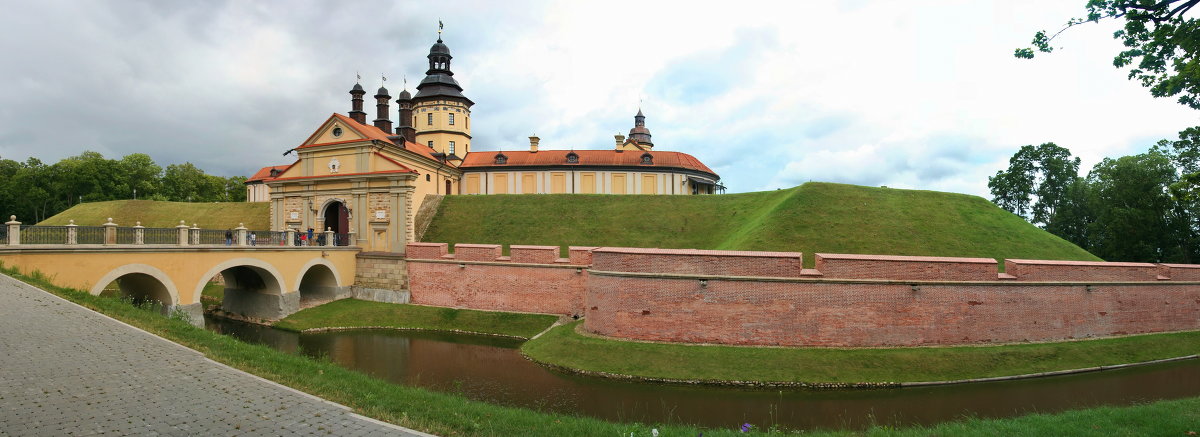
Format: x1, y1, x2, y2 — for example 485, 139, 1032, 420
245, 31, 722, 253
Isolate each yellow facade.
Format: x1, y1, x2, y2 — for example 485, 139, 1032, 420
413, 99, 471, 157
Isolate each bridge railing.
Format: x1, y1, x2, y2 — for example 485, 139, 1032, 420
1, 216, 355, 248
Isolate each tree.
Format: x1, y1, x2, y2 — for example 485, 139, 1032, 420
1086, 152, 1179, 262
988, 143, 1081, 227
1018, 0, 1200, 109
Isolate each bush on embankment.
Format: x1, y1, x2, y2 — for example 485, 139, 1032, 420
423, 182, 1099, 264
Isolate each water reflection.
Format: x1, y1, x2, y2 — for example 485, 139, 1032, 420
205, 316, 1200, 431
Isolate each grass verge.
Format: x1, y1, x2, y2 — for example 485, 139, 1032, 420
522, 321, 1200, 384
274, 299, 558, 338
3, 265, 1197, 436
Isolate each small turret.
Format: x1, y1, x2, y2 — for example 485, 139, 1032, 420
374, 85, 392, 132
628, 108, 653, 149
396, 87, 416, 143
348, 82, 367, 124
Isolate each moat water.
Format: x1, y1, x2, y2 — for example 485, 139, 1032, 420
204, 316, 1200, 431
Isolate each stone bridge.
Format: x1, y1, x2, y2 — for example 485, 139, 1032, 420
0, 218, 359, 324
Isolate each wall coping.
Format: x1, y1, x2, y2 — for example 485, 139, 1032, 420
816, 253, 996, 264
0, 246, 361, 254
1006, 259, 1156, 268
406, 242, 447, 248
407, 258, 588, 269
454, 243, 501, 249
510, 245, 558, 250
592, 247, 802, 258
587, 269, 1200, 286
1161, 263, 1200, 269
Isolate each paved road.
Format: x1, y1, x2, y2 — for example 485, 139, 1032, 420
0, 274, 432, 436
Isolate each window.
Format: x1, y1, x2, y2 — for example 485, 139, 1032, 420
331, 127, 342, 138
566, 152, 578, 163
428, 141, 434, 149
495, 153, 507, 165
449, 141, 456, 155
426, 174, 430, 181
427, 113, 433, 125
448, 113, 455, 125
641, 153, 653, 164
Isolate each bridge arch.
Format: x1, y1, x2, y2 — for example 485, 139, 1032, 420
295, 258, 345, 304
89, 264, 180, 315
196, 258, 296, 320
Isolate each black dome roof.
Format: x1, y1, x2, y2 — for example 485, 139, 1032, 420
396, 89, 412, 100
430, 38, 450, 55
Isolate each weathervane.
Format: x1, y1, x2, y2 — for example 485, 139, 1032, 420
356, 71, 361, 84
438, 20, 444, 39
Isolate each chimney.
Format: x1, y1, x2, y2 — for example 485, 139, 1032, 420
349, 84, 367, 124
614, 134, 625, 150
529, 135, 540, 152
374, 87, 392, 133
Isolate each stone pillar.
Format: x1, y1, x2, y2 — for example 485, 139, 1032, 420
190, 224, 200, 245
285, 228, 297, 247
347, 228, 357, 247
235, 223, 248, 246
6, 216, 19, 245
324, 227, 335, 247
176, 220, 190, 246
102, 218, 117, 245
66, 220, 78, 245
133, 221, 145, 245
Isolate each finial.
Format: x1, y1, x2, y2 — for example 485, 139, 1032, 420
403, 75, 407, 90
69, 219, 74, 225
382, 74, 387, 83
356, 71, 361, 84
437, 19, 444, 42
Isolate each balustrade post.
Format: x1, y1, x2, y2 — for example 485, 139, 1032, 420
324, 227, 335, 247
133, 221, 145, 245
235, 223, 248, 246
190, 224, 200, 245
176, 220, 190, 246
66, 220, 78, 245
346, 228, 356, 247
102, 218, 117, 245
6, 216, 20, 245
285, 228, 297, 247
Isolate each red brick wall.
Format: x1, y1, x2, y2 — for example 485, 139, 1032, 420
408, 261, 586, 315
584, 275, 1200, 347
405, 243, 1200, 346
406, 242, 448, 260
815, 253, 997, 281
592, 247, 804, 277
1005, 259, 1160, 281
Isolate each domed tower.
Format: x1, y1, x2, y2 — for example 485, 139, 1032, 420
628, 109, 653, 149
413, 34, 474, 157
373, 85, 392, 132
348, 82, 367, 124
395, 87, 416, 143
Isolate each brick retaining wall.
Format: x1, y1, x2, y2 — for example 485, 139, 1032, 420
404, 243, 1200, 346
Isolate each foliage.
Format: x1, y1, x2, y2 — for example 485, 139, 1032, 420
990, 129, 1200, 263
423, 182, 1099, 266
1018, 0, 1200, 109
988, 143, 1081, 227
0, 151, 247, 222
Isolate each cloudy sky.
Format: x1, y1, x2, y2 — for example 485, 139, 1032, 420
1, 0, 1197, 196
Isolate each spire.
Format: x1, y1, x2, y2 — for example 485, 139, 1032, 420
414, 25, 473, 105
628, 109, 653, 149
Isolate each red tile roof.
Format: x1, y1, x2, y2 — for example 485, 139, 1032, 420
246, 164, 295, 183
459, 149, 717, 176
298, 113, 445, 164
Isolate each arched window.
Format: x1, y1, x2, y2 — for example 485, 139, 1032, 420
566, 152, 578, 164
640, 153, 653, 165
495, 153, 508, 165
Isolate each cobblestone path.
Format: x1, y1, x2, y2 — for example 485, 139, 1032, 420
0, 275, 432, 436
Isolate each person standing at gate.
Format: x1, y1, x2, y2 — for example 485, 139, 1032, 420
224, 228, 232, 246
307, 227, 314, 246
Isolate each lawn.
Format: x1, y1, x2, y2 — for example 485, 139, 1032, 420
274, 299, 558, 338
522, 321, 1200, 384
38, 199, 269, 230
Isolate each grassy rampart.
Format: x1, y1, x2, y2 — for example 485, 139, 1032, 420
423, 182, 1099, 264
38, 199, 268, 230
274, 299, 558, 338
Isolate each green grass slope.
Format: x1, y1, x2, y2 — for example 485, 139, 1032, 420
422, 182, 1100, 263
38, 200, 269, 230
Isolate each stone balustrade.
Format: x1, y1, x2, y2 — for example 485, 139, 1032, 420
0, 216, 356, 248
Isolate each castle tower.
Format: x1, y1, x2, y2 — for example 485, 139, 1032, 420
348, 83, 367, 124
413, 32, 473, 157
374, 85, 393, 132
628, 109, 653, 149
